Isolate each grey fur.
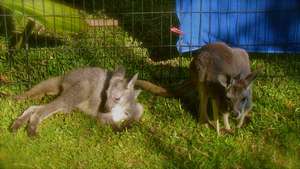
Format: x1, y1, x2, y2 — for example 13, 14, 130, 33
11, 66, 143, 136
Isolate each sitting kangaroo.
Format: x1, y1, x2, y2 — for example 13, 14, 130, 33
11, 66, 143, 136
190, 42, 258, 134
135, 42, 258, 134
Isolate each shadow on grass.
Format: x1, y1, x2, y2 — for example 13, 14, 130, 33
26, 33, 65, 48
141, 126, 199, 168
53, 0, 179, 61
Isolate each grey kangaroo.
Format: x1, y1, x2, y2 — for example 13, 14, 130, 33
11, 66, 143, 136
135, 42, 258, 134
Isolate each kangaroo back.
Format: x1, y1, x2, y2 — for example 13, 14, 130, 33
189, 42, 251, 84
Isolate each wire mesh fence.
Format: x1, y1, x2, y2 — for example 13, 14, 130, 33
0, 0, 299, 88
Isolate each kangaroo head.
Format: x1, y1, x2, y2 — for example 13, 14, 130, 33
218, 71, 258, 119
109, 90, 141, 123
105, 66, 139, 113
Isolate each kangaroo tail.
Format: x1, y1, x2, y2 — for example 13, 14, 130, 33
15, 76, 63, 100
135, 79, 193, 97
135, 80, 173, 97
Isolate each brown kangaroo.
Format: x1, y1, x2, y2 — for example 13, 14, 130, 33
135, 42, 258, 134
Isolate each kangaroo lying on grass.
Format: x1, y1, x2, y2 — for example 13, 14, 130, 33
136, 42, 258, 134
11, 66, 143, 136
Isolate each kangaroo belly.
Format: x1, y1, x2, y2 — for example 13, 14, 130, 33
76, 100, 97, 117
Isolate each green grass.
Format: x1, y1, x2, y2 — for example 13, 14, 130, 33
0, 22, 300, 169
1, 0, 86, 33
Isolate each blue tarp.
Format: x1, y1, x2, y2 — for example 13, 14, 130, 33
176, 0, 300, 53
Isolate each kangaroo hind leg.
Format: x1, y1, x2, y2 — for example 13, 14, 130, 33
26, 101, 70, 137
211, 98, 220, 135
10, 105, 42, 132
198, 82, 209, 124
27, 81, 89, 136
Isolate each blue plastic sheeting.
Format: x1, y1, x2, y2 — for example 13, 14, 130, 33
176, 0, 300, 53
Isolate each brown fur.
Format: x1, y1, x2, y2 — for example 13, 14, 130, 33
135, 42, 258, 134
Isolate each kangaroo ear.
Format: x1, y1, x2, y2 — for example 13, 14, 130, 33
114, 65, 126, 78
218, 74, 231, 89
134, 89, 142, 99
127, 73, 138, 89
245, 71, 258, 87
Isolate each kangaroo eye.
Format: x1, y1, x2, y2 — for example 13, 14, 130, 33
113, 97, 121, 102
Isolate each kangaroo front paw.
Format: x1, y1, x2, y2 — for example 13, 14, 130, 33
10, 119, 23, 133
27, 125, 38, 137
